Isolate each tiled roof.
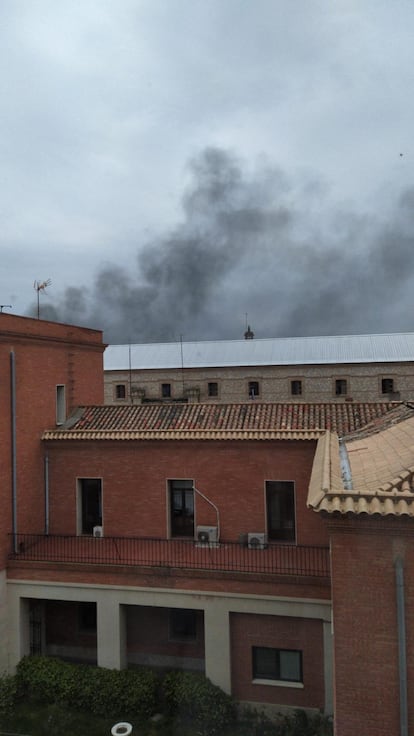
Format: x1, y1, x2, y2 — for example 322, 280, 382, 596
308, 404, 414, 517
42, 401, 397, 441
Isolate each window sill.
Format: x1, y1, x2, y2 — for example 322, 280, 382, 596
252, 678, 304, 689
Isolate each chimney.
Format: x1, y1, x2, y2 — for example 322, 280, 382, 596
244, 325, 254, 339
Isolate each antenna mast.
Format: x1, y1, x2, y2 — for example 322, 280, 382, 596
33, 279, 51, 319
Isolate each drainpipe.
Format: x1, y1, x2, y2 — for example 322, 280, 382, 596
44, 452, 49, 535
10, 351, 17, 553
395, 556, 408, 736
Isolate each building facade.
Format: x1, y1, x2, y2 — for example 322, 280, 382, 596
2, 314, 414, 734
104, 333, 414, 405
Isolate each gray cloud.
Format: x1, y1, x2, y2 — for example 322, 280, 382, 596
32, 147, 414, 342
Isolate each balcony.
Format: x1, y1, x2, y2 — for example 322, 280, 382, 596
8, 534, 330, 579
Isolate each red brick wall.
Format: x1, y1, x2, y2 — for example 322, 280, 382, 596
330, 519, 414, 736
0, 315, 105, 567
46, 439, 328, 547
230, 612, 325, 709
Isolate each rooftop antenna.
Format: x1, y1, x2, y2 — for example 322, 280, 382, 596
33, 279, 51, 319
0, 305, 12, 312
180, 334, 185, 395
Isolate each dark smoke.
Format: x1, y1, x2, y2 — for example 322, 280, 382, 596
31, 147, 414, 343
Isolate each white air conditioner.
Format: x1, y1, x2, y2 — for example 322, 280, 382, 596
93, 525, 103, 538
247, 532, 267, 549
196, 525, 218, 545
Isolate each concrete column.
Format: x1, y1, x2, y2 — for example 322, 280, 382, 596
97, 596, 126, 670
7, 594, 31, 673
203, 600, 231, 694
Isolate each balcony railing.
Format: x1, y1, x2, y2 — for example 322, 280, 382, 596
8, 533, 330, 578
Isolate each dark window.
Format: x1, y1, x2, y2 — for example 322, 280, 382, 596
248, 381, 260, 398
169, 609, 197, 641
79, 603, 97, 632
252, 646, 302, 683
382, 378, 394, 394
162, 383, 171, 398
335, 379, 347, 396
266, 481, 295, 541
115, 384, 126, 399
79, 478, 102, 535
290, 380, 302, 396
169, 479, 194, 537
208, 382, 218, 397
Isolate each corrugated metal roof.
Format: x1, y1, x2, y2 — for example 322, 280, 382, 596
104, 333, 414, 370
42, 401, 396, 440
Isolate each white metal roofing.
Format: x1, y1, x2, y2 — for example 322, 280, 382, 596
104, 333, 414, 371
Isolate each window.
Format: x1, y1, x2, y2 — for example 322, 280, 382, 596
115, 384, 126, 400
79, 603, 97, 632
56, 385, 66, 424
266, 481, 295, 541
169, 479, 194, 537
382, 378, 394, 394
290, 380, 302, 396
169, 609, 197, 641
248, 381, 260, 398
78, 478, 102, 535
252, 646, 303, 684
335, 379, 347, 396
162, 383, 171, 398
208, 381, 218, 397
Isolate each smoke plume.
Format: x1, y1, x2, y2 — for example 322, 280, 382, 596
31, 147, 414, 343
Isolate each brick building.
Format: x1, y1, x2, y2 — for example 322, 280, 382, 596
104, 333, 414, 405
1, 314, 414, 734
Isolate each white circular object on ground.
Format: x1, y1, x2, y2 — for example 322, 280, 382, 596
111, 723, 133, 736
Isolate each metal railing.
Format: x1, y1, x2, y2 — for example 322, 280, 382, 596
8, 533, 330, 578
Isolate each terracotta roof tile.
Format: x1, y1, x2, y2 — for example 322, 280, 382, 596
42, 401, 397, 441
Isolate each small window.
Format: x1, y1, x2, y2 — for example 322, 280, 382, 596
208, 382, 218, 397
79, 602, 97, 632
56, 385, 66, 425
169, 479, 194, 537
381, 378, 394, 394
169, 609, 197, 641
162, 383, 171, 398
266, 480, 295, 541
248, 381, 260, 398
290, 380, 302, 396
115, 384, 126, 400
335, 379, 347, 396
78, 478, 102, 535
252, 646, 303, 683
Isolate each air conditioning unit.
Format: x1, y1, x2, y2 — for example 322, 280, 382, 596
247, 532, 267, 549
93, 525, 103, 538
196, 525, 218, 545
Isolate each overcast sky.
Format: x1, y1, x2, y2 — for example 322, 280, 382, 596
1, 0, 413, 343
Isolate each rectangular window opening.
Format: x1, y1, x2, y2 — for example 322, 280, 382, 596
162, 383, 171, 398
56, 385, 66, 425
115, 384, 126, 400
208, 382, 218, 397
252, 646, 303, 683
266, 480, 296, 542
248, 381, 260, 399
381, 378, 394, 394
169, 479, 194, 538
78, 478, 102, 535
335, 379, 347, 396
290, 380, 302, 396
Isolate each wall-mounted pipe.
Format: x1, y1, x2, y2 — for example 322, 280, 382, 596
395, 556, 408, 736
193, 485, 220, 541
44, 452, 49, 535
10, 351, 17, 553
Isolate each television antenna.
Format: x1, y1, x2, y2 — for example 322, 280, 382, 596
34, 279, 51, 319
